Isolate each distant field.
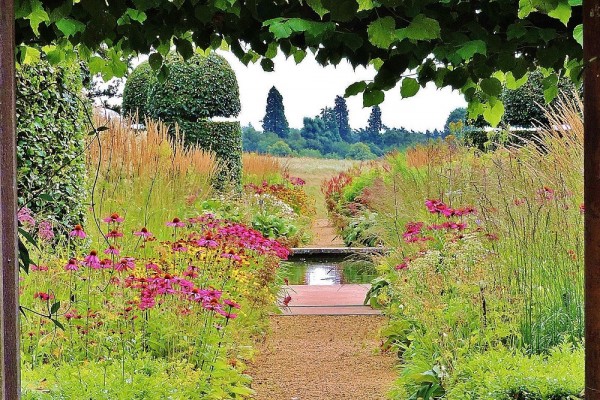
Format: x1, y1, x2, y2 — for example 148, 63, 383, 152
276, 156, 358, 218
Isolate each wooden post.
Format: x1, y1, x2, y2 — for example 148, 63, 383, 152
585, 0, 600, 398
0, 0, 21, 398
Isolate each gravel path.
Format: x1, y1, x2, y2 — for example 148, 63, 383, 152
248, 315, 397, 400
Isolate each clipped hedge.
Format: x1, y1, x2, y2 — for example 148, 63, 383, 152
121, 60, 153, 119
146, 53, 241, 121
16, 59, 87, 228
123, 52, 242, 186
177, 120, 242, 189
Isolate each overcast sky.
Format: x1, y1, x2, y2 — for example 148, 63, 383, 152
219, 51, 467, 132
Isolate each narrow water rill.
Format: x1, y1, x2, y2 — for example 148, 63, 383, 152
282, 258, 377, 285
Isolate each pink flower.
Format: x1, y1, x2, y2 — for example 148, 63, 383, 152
224, 299, 241, 309
17, 207, 36, 227
104, 246, 120, 255
38, 220, 54, 242
107, 230, 123, 238
69, 224, 87, 239
99, 258, 113, 269
172, 243, 188, 252
166, 217, 186, 228
65, 258, 79, 271
30, 264, 48, 272
103, 213, 125, 223
145, 262, 161, 273
133, 227, 153, 238
221, 251, 241, 261
580, 203, 585, 214
83, 250, 101, 269
395, 262, 408, 270
34, 292, 54, 301
115, 257, 136, 272
425, 199, 454, 217
216, 308, 238, 319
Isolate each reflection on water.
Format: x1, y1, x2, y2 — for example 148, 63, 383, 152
305, 263, 341, 285
282, 259, 376, 285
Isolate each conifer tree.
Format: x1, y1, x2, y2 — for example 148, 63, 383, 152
366, 105, 383, 142
334, 96, 352, 142
262, 86, 289, 138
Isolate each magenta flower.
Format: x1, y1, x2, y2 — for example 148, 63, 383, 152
223, 299, 241, 309
70, 224, 87, 239
83, 251, 101, 269
65, 258, 79, 271
216, 308, 238, 319
172, 243, 188, 252
166, 217, 186, 228
221, 251, 241, 261
395, 262, 408, 270
133, 227, 153, 238
145, 262, 161, 273
103, 213, 125, 223
99, 258, 113, 269
104, 245, 120, 255
115, 257, 136, 272
38, 220, 54, 242
34, 292, 54, 301
107, 230, 123, 238
17, 207, 36, 227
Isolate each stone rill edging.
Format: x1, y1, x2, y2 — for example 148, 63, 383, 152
289, 247, 388, 259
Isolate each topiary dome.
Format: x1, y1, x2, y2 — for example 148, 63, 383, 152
145, 53, 241, 122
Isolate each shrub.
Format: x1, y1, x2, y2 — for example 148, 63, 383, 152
121, 60, 153, 118
16, 58, 88, 229
146, 53, 241, 121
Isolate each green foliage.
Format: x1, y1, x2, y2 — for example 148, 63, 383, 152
267, 140, 293, 156
177, 121, 242, 189
262, 86, 290, 138
16, 0, 582, 126
444, 107, 467, 135
251, 213, 299, 240
347, 143, 376, 160
146, 53, 241, 121
121, 60, 153, 118
22, 356, 245, 399
447, 345, 584, 400
16, 58, 87, 228
502, 70, 577, 128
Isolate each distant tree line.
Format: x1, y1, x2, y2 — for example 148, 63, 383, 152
244, 86, 443, 160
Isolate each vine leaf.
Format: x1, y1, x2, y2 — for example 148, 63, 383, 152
400, 78, 420, 98
396, 14, 441, 41
368, 17, 396, 49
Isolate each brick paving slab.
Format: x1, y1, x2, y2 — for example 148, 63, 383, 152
279, 284, 379, 315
